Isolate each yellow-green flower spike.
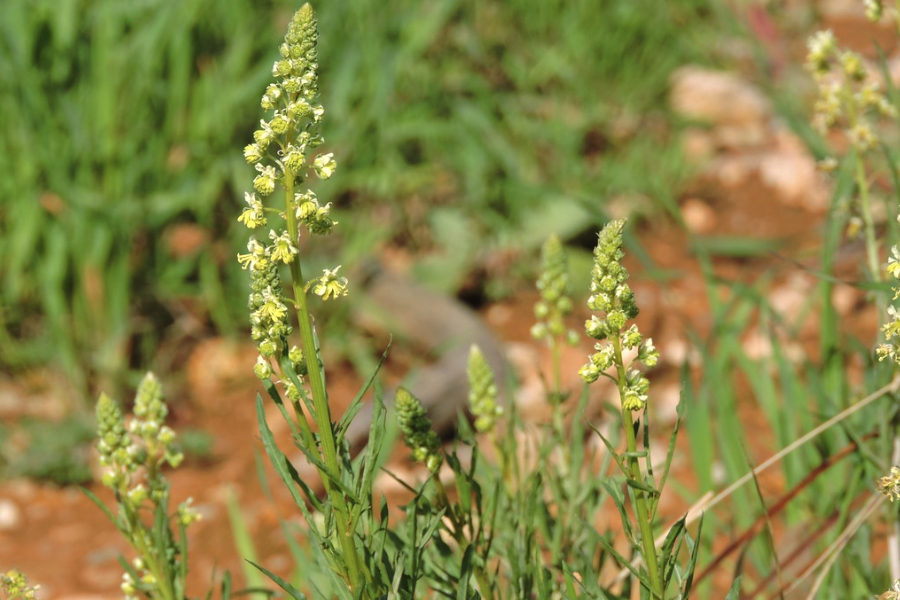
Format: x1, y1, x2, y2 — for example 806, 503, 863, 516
395, 387, 443, 472
579, 220, 659, 413
467, 345, 502, 433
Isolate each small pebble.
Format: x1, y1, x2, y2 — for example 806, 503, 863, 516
0, 498, 22, 530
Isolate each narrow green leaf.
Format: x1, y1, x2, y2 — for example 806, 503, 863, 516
246, 560, 307, 599
680, 514, 704, 599
588, 422, 627, 476
723, 575, 742, 600
80, 486, 117, 524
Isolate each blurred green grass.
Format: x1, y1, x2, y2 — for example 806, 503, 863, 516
0, 0, 724, 396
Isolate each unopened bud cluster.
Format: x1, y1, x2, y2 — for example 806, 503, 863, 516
96, 374, 200, 600
531, 235, 579, 348
578, 220, 659, 412
96, 373, 184, 498
237, 4, 347, 376
396, 387, 443, 472
806, 29, 896, 154
467, 345, 503, 433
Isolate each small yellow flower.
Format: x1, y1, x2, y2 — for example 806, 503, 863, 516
879, 466, 900, 501
237, 192, 267, 229
253, 164, 278, 196
237, 238, 268, 271
312, 266, 348, 300
313, 152, 336, 179
258, 287, 288, 322
879, 579, 900, 600
243, 143, 263, 164
268, 230, 298, 264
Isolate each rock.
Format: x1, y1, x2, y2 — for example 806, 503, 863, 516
0, 499, 21, 530
670, 66, 772, 127
681, 198, 717, 234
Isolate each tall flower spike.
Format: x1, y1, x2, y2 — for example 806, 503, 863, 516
395, 387, 443, 472
531, 234, 578, 347
467, 345, 502, 433
579, 220, 659, 412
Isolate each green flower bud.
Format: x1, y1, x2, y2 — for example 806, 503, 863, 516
313, 152, 336, 179
284, 148, 306, 173
622, 324, 642, 349
254, 356, 273, 380
270, 112, 290, 135
258, 338, 277, 357
586, 316, 607, 339
243, 143, 263, 164
579, 363, 600, 384
253, 164, 278, 196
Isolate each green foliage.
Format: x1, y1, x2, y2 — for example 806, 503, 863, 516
0, 417, 94, 485
0, 0, 723, 394
236, 10, 701, 598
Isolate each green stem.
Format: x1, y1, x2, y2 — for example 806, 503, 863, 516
551, 338, 563, 400
611, 335, 663, 599
855, 155, 881, 283
124, 501, 176, 600
282, 169, 362, 592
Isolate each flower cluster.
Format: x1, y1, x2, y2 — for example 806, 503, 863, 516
578, 220, 659, 412
96, 374, 186, 498
1, 570, 39, 600
878, 466, 900, 502
806, 29, 896, 154
877, 248, 900, 364
531, 234, 579, 347
467, 345, 503, 433
247, 255, 292, 360
880, 579, 900, 600
237, 3, 346, 375
396, 387, 443, 472
865, 0, 884, 22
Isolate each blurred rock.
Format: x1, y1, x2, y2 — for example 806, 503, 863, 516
760, 131, 830, 212
831, 283, 861, 317
0, 499, 21, 531
186, 338, 260, 412
681, 197, 717, 234
681, 127, 716, 163
670, 66, 772, 128
769, 273, 814, 325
